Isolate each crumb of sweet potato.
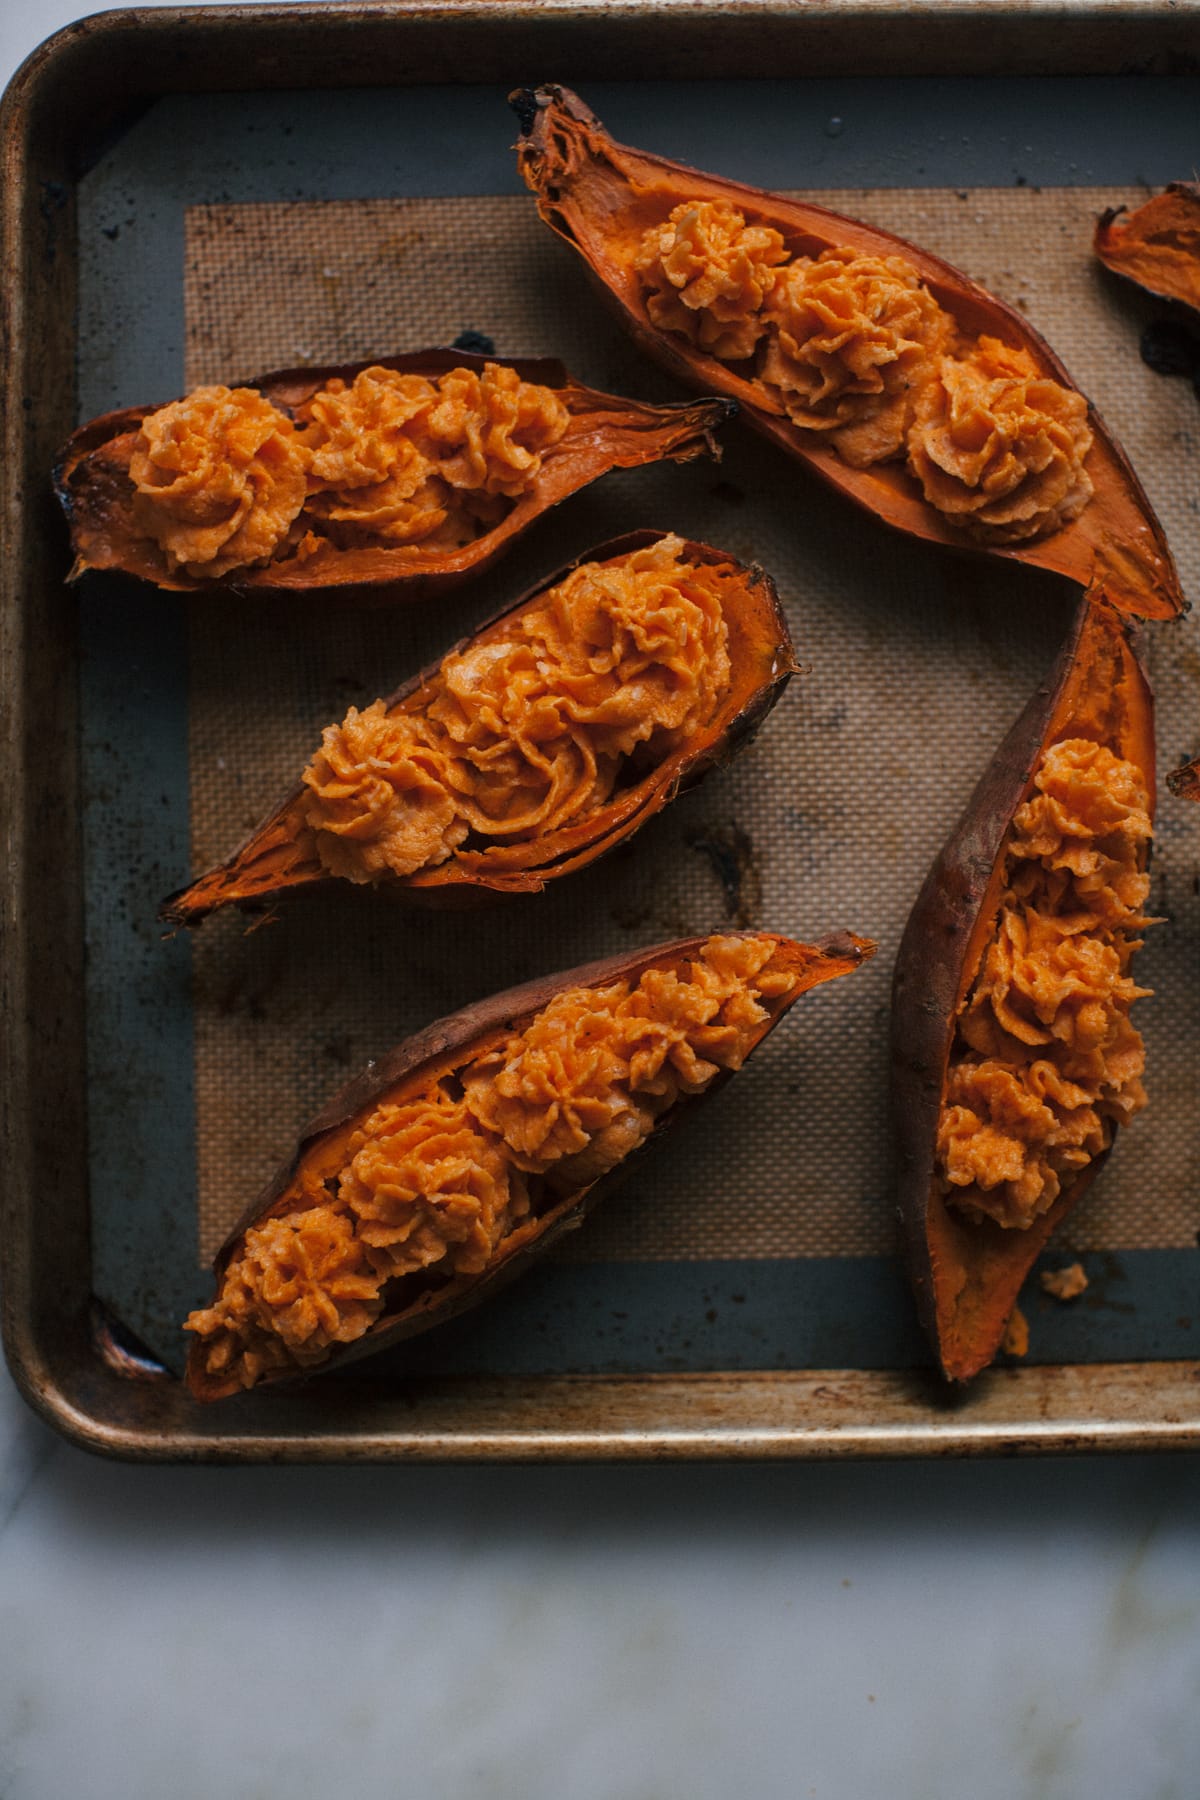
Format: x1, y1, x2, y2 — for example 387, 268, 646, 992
1039, 1261, 1089, 1301
1001, 1305, 1030, 1358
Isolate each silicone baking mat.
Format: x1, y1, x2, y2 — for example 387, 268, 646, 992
75, 81, 1200, 1376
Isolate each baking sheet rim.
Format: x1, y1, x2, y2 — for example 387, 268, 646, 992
3, 0, 1199, 1461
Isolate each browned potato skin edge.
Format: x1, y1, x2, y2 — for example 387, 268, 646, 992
1094, 183, 1200, 320
513, 85, 1184, 624
159, 528, 799, 926
187, 928, 876, 1401
1166, 757, 1200, 802
53, 347, 736, 600
890, 591, 1155, 1383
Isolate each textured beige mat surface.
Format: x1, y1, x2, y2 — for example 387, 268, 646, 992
183, 186, 1200, 1266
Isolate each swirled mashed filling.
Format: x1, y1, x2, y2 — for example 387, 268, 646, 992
936, 738, 1153, 1231
128, 363, 570, 575
633, 211, 1095, 539
300, 535, 732, 882
415, 363, 572, 499
129, 386, 310, 579
337, 1094, 529, 1268
759, 249, 955, 467
185, 934, 793, 1390
905, 338, 1093, 543
635, 201, 788, 360
465, 936, 791, 1186
297, 707, 469, 883
298, 366, 464, 551
298, 362, 570, 551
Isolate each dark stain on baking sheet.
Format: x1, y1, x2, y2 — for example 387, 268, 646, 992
1139, 320, 1200, 400
686, 825, 762, 927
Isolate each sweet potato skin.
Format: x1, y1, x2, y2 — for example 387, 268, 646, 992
187, 928, 875, 1399
1167, 756, 1200, 802
891, 593, 1155, 1382
160, 529, 799, 928
513, 86, 1184, 624
1094, 183, 1200, 319
54, 347, 735, 600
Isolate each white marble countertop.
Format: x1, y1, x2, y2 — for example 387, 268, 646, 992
4, 1351, 1200, 1800
2, 5, 1199, 1795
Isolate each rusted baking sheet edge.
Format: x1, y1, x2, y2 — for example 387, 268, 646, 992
6, 0, 1200, 110
15, 1357, 1200, 1462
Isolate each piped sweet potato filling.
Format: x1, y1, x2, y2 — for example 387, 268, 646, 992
635, 202, 1092, 541
760, 247, 955, 468
637, 201, 789, 360
128, 362, 570, 578
184, 934, 795, 1390
299, 535, 732, 882
907, 338, 1093, 545
936, 738, 1153, 1230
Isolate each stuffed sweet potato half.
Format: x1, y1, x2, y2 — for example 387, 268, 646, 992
185, 928, 875, 1398
513, 86, 1182, 623
161, 530, 797, 926
54, 348, 734, 597
892, 593, 1157, 1382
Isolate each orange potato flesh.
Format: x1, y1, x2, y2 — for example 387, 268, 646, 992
513, 86, 1183, 623
1095, 184, 1200, 316
186, 929, 875, 1399
55, 349, 734, 597
160, 531, 796, 926
892, 595, 1155, 1382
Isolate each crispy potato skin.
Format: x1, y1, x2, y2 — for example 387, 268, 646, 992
54, 348, 735, 599
187, 928, 875, 1400
891, 592, 1155, 1382
513, 86, 1184, 623
159, 529, 799, 928
1094, 183, 1200, 319
1166, 756, 1200, 802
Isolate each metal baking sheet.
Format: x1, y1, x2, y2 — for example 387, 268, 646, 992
2, 2, 1199, 1460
